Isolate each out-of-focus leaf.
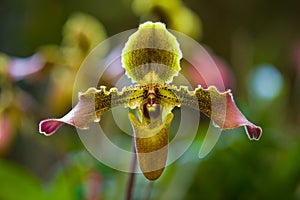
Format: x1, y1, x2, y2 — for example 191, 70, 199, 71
0, 160, 43, 200
43, 152, 103, 200
0, 53, 10, 76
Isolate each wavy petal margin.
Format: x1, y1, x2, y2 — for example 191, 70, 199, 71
157, 85, 262, 140
39, 85, 262, 140
39, 87, 99, 136
39, 86, 144, 135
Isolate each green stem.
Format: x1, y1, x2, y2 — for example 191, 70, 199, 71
125, 144, 137, 200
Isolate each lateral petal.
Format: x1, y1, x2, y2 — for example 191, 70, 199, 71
157, 85, 262, 140
39, 86, 145, 135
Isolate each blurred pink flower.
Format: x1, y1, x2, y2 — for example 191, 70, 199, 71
8, 54, 45, 81
0, 115, 14, 154
187, 48, 235, 92
85, 170, 103, 200
100, 46, 125, 86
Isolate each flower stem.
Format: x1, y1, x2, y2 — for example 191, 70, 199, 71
125, 144, 137, 200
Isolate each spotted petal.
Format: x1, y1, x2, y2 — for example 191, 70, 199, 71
39, 86, 145, 135
156, 85, 262, 140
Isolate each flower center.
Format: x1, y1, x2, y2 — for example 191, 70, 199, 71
143, 93, 161, 119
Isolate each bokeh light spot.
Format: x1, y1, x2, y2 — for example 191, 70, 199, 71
250, 64, 283, 100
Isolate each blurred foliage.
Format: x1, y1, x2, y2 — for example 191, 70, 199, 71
132, 0, 202, 39
0, 0, 300, 199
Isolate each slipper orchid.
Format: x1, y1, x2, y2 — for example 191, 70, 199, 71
39, 21, 262, 180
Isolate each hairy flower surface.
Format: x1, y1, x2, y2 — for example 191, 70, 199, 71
39, 22, 262, 180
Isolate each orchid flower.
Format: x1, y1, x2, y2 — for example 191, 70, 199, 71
39, 21, 262, 180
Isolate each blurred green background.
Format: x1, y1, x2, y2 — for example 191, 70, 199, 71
1, 0, 300, 199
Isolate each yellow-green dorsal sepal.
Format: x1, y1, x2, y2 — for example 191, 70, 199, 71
122, 21, 182, 84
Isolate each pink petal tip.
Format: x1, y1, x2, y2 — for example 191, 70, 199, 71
39, 119, 64, 136
245, 125, 262, 140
